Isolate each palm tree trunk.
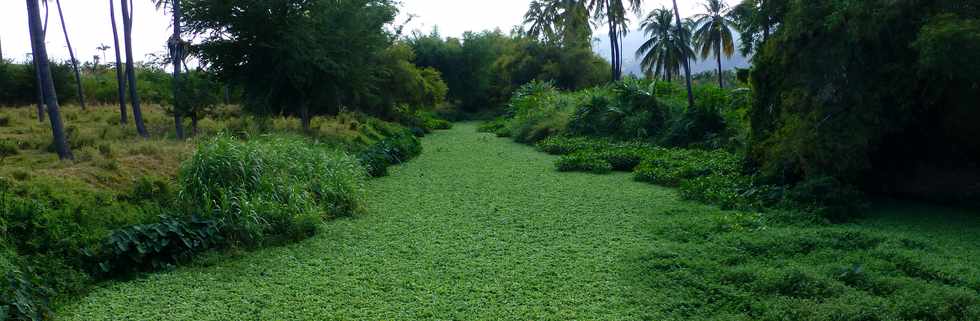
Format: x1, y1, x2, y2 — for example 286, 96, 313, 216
110, 0, 127, 124
300, 103, 311, 132
55, 0, 85, 110
608, 24, 619, 81
171, 0, 184, 140
27, 0, 72, 160
191, 112, 199, 136
672, 0, 695, 108
716, 42, 724, 88
121, 0, 148, 137
27, 10, 46, 123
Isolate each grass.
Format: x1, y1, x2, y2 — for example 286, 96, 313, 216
56, 123, 980, 320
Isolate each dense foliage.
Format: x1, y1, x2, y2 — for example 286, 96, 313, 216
408, 30, 610, 114
750, 0, 980, 202
182, 0, 448, 127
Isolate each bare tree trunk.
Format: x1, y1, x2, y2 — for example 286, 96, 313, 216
672, 0, 695, 109
121, 0, 148, 137
0, 36, 4, 61
171, 0, 184, 140
223, 85, 230, 105
55, 0, 85, 110
110, 0, 127, 124
191, 113, 199, 136
608, 16, 620, 81
300, 103, 311, 132
27, 9, 46, 123
27, 0, 72, 160
716, 42, 724, 88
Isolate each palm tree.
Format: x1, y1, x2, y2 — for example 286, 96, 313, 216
524, 0, 592, 47
730, 0, 780, 55
97, 44, 110, 65
26, 0, 72, 160
588, 0, 642, 81
120, 0, 149, 137
151, 0, 186, 139
109, 0, 127, 124
671, 0, 695, 108
54, 0, 86, 109
692, 0, 737, 88
636, 8, 695, 83
524, 1, 558, 43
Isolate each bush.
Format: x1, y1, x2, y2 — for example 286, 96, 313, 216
358, 131, 423, 177
535, 136, 601, 155
179, 134, 367, 246
1, 257, 52, 321
555, 153, 613, 174
477, 117, 509, 134
634, 148, 741, 187
86, 216, 222, 276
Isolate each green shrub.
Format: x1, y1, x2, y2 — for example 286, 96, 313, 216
86, 216, 222, 276
477, 117, 509, 134
179, 134, 367, 246
1, 258, 52, 321
634, 148, 741, 187
358, 131, 423, 177
535, 136, 603, 155
555, 153, 613, 174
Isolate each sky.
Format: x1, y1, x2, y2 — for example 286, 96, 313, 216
0, 0, 739, 71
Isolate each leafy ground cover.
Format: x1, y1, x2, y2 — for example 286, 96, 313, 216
56, 123, 980, 320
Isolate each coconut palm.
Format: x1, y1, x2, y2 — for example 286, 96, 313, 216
671, 0, 695, 108
26, 0, 72, 159
109, 0, 127, 124
524, 1, 558, 42
152, 0, 187, 139
54, 0, 86, 109
692, 0, 737, 88
97, 44, 110, 65
636, 8, 695, 83
524, 0, 592, 47
588, 0, 642, 81
730, 0, 783, 55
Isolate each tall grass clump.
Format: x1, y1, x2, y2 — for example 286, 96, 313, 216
179, 134, 367, 246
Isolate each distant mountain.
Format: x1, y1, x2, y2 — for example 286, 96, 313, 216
593, 31, 751, 76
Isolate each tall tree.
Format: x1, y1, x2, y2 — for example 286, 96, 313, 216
524, 0, 593, 47
671, 0, 695, 108
692, 0, 737, 88
121, 0, 149, 137
54, 0, 86, 109
110, 0, 127, 124
589, 0, 641, 81
636, 8, 694, 82
184, 0, 398, 131
29, 34, 46, 123
152, 0, 186, 139
97, 44, 110, 65
730, 0, 786, 55
26, 0, 72, 160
